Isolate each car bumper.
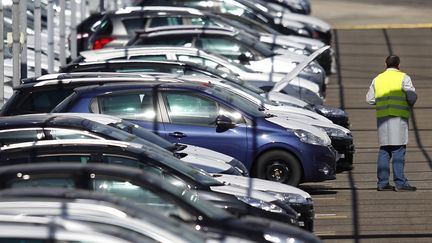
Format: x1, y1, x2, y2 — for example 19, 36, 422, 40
331, 136, 355, 172
289, 198, 315, 232
301, 144, 336, 183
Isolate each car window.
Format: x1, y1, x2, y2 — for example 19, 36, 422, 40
133, 35, 193, 48
128, 55, 168, 61
96, 92, 156, 121
46, 128, 103, 140
177, 55, 219, 69
8, 89, 74, 115
104, 154, 189, 191
187, 16, 221, 27
92, 176, 193, 221
148, 17, 183, 28
122, 18, 147, 35
163, 92, 219, 126
197, 36, 253, 60
7, 174, 76, 189
0, 129, 44, 145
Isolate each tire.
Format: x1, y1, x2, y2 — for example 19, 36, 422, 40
255, 150, 302, 186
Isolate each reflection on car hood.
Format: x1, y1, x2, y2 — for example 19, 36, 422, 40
265, 104, 332, 123
181, 144, 234, 162
264, 91, 309, 107
265, 116, 331, 143
180, 153, 233, 174
209, 185, 277, 202
280, 12, 331, 32
213, 174, 311, 199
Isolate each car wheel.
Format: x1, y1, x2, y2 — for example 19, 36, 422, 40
255, 150, 302, 186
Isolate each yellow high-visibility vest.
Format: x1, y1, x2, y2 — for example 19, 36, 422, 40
374, 70, 410, 118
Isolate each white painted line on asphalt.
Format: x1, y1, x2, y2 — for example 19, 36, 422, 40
334, 23, 432, 30
315, 213, 348, 219
314, 231, 336, 236
313, 197, 337, 200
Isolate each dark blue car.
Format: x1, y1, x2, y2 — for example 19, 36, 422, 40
53, 82, 336, 186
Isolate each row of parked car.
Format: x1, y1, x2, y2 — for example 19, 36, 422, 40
0, 0, 354, 242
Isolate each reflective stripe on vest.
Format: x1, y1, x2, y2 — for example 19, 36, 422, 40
374, 70, 410, 118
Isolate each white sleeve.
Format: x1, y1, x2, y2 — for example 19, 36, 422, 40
366, 79, 376, 105
402, 75, 417, 106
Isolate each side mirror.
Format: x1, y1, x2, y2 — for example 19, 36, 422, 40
215, 115, 236, 132
237, 53, 251, 65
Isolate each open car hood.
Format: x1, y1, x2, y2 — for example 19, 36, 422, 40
271, 46, 330, 93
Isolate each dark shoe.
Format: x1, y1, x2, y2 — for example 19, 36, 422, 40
336, 162, 354, 173
395, 185, 417, 192
377, 184, 395, 191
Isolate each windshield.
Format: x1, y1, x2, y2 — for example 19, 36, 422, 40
111, 120, 175, 151
202, 85, 265, 117
220, 81, 278, 107
234, 32, 275, 59
142, 146, 225, 187
52, 116, 172, 156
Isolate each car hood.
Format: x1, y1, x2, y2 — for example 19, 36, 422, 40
279, 13, 331, 32
180, 144, 234, 163
270, 34, 326, 49
259, 34, 307, 50
265, 116, 331, 145
265, 104, 332, 123
271, 46, 330, 93
239, 72, 320, 95
180, 153, 233, 174
247, 54, 303, 74
264, 91, 309, 107
213, 174, 311, 199
209, 185, 277, 203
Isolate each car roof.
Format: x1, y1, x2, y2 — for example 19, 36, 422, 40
22, 72, 154, 83
112, 6, 205, 16
60, 59, 189, 72
71, 80, 209, 95
15, 75, 182, 90
135, 25, 237, 37
0, 113, 123, 130
0, 139, 143, 152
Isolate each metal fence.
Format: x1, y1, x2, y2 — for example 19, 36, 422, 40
0, 0, 128, 107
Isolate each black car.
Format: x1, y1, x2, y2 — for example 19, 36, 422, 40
0, 139, 309, 229
0, 162, 321, 242
0, 188, 213, 243
133, 0, 317, 39
0, 72, 166, 116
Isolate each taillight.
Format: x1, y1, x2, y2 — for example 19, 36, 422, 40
93, 37, 115, 49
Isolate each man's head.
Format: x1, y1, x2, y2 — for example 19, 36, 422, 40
385, 55, 400, 69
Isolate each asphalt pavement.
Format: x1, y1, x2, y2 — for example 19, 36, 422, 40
299, 1, 432, 242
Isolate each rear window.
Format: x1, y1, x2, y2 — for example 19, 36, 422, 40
2, 88, 75, 115
122, 18, 148, 35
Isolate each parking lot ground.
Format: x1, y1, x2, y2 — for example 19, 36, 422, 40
299, 28, 432, 242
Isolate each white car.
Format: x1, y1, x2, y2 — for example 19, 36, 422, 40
79, 46, 324, 105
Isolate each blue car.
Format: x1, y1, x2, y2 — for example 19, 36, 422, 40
54, 82, 336, 186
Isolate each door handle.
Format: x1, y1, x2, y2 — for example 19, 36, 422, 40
169, 132, 187, 139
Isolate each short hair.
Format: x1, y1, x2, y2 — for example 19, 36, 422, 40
385, 55, 400, 68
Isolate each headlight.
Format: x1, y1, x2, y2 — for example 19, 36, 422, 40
227, 159, 249, 177
266, 191, 308, 205
314, 105, 347, 116
290, 129, 330, 146
264, 233, 304, 243
318, 126, 349, 138
296, 28, 310, 36
287, 47, 310, 56
236, 196, 285, 214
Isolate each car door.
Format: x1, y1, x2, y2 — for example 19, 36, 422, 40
91, 90, 166, 135
157, 89, 249, 164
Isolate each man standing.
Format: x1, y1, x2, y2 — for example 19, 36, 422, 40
366, 55, 417, 192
